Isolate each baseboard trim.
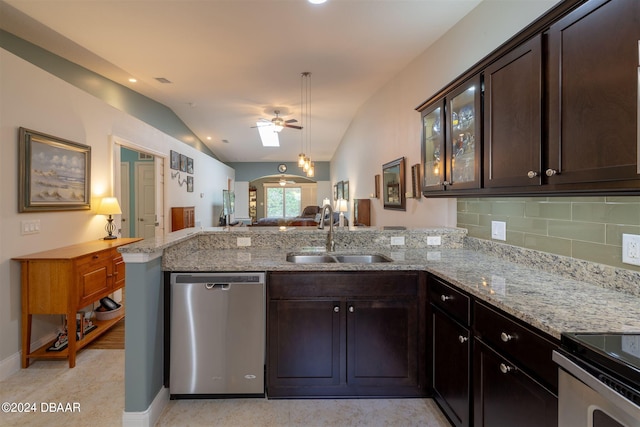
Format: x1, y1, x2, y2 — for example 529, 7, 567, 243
122, 386, 169, 427
0, 331, 58, 380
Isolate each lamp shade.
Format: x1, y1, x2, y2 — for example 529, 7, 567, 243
96, 197, 122, 215
338, 198, 348, 213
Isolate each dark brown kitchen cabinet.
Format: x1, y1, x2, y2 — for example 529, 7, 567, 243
473, 341, 557, 427
267, 271, 426, 398
429, 275, 472, 427
473, 301, 558, 427
483, 34, 543, 189
268, 299, 341, 388
432, 308, 471, 427
421, 75, 482, 194
547, 0, 640, 187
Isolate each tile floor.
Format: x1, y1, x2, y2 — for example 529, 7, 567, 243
0, 349, 451, 427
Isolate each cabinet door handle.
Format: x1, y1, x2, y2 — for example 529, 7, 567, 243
333, 306, 340, 313
500, 332, 514, 342
440, 295, 451, 302
458, 335, 468, 343
545, 168, 559, 177
348, 306, 354, 313
527, 170, 539, 178
499, 363, 513, 374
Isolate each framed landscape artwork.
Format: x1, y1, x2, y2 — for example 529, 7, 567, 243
18, 127, 91, 212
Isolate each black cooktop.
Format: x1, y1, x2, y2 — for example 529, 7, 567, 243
561, 332, 640, 393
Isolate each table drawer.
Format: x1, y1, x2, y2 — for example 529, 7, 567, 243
474, 301, 558, 390
428, 275, 470, 325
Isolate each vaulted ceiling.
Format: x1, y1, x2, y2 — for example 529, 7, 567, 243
1, 0, 481, 163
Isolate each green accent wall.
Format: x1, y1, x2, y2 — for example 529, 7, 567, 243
457, 196, 640, 271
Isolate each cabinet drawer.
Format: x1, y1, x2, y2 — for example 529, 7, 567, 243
428, 275, 470, 325
474, 302, 558, 390
269, 272, 418, 299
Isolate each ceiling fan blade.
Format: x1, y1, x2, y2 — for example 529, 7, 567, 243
284, 124, 303, 130
285, 119, 298, 124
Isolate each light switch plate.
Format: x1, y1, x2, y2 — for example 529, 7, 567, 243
491, 221, 506, 241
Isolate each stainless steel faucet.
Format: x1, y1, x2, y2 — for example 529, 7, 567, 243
318, 204, 335, 252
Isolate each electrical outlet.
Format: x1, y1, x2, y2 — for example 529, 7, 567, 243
427, 236, 441, 246
622, 234, 640, 266
491, 221, 506, 241
390, 236, 405, 246
237, 237, 251, 247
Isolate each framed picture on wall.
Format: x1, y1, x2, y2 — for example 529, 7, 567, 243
18, 127, 91, 212
180, 154, 187, 172
187, 157, 194, 174
383, 157, 406, 211
343, 181, 349, 201
333, 183, 338, 201
170, 150, 180, 170
337, 181, 344, 200
187, 176, 194, 192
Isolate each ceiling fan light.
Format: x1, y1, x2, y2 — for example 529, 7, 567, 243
273, 124, 283, 132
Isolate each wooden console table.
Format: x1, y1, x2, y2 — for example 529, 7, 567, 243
13, 238, 141, 368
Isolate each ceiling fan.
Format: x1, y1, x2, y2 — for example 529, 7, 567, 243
254, 110, 303, 132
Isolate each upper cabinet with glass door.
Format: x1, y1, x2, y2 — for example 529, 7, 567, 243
421, 75, 481, 194
421, 100, 446, 192
447, 75, 481, 190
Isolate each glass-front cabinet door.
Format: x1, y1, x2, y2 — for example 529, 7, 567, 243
446, 75, 481, 190
421, 100, 445, 192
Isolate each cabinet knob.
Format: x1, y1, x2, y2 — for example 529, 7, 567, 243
458, 335, 468, 343
499, 363, 513, 374
440, 295, 451, 302
443, 181, 451, 186
545, 168, 559, 177
500, 332, 514, 342
527, 171, 539, 179
333, 306, 340, 313
349, 306, 354, 313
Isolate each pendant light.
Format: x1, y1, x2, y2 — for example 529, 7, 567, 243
298, 71, 315, 177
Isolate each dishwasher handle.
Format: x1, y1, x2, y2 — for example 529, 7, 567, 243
204, 283, 230, 290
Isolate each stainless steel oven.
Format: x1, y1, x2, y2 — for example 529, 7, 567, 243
554, 333, 640, 427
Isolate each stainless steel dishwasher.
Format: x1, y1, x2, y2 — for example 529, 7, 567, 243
169, 272, 265, 397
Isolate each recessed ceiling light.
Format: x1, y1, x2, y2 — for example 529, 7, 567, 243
128, 78, 137, 83
308, 0, 327, 4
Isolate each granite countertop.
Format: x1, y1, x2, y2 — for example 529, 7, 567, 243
120, 228, 640, 341
162, 245, 640, 341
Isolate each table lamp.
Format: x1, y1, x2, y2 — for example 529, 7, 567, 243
97, 197, 122, 240
338, 198, 348, 227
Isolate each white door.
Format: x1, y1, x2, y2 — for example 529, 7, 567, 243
120, 163, 131, 238
136, 162, 156, 238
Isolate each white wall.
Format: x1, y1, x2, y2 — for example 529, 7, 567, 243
331, 0, 561, 228
0, 48, 234, 374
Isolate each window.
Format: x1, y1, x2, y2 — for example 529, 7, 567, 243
266, 187, 301, 218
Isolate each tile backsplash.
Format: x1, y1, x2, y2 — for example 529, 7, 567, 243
457, 196, 640, 272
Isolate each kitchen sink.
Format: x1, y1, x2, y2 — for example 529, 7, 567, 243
286, 253, 392, 264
